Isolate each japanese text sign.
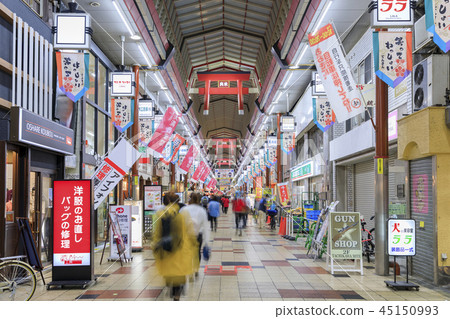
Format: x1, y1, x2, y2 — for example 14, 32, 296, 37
388, 219, 416, 256
192, 161, 207, 182
425, 0, 450, 53
313, 98, 335, 132
329, 212, 362, 260
200, 165, 210, 183
281, 132, 295, 154
110, 72, 134, 96
92, 138, 141, 209
160, 134, 185, 165
372, 0, 413, 27
53, 180, 91, 267
139, 117, 153, 147
373, 31, 413, 88
56, 52, 89, 102
179, 145, 198, 174
109, 206, 132, 259
112, 98, 134, 132
277, 182, 290, 207
148, 107, 181, 155
309, 24, 366, 122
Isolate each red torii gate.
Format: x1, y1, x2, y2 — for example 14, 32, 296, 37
197, 72, 251, 115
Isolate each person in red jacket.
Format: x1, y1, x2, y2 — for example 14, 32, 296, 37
221, 196, 230, 214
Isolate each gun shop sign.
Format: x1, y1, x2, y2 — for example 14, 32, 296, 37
329, 212, 362, 260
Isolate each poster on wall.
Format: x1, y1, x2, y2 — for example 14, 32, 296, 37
313, 98, 335, 132
373, 31, 413, 88
412, 174, 429, 214
53, 180, 92, 267
425, 0, 450, 53
112, 98, 134, 132
329, 212, 362, 260
109, 206, 132, 260
309, 24, 366, 122
144, 185, 162, 211
55, 52, 90, 102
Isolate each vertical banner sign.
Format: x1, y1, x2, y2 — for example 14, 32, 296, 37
207, 178, 216, 189
92, 138, 141, 209
412, 174, 429, 214
259, 156, 265, 173
425, 0, 450, 52
112, 98, 134, 132
53, 180, 91, 267
200, 166, 210, 183
313, 98, 336, 132
329, 212, 362, 259
373, 31, 413, 88
109, 206, 132, 260
277, 182, 290, 207
55, 52, 89, 102
309, 24, 366, 122
388, 219, 416, 256
267, 148, 277, 167
179, 145, 198, 174
192, 161, 207, 182
144, 185, 162, 211
160, 134, 185, 165
139, 118, 153, 146
281, 132, 295, 154
148, 107, 180, 155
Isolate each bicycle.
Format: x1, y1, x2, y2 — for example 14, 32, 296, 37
361, 216, 375, 263
0, 256, 37, 301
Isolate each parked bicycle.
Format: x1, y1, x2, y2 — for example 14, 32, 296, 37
0, 256, 37, 301
361, 216, 375, 263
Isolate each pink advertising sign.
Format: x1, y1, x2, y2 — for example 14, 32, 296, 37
147, 107, 180, 155
412, 174, 428, 214
388, 110, 398, 141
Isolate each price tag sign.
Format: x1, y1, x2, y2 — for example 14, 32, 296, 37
388, 219, 416, 256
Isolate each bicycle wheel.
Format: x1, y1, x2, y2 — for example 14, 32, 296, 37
0, 261, 37, 301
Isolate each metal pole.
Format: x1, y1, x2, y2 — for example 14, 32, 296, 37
374, 73, 389, 276
131, 65, 140, 200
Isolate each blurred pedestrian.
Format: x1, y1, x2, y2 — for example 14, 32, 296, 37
208, 196, 221, 232
233, 193, 246, 236
152, 192, 198, 301
258, 194, 269, 229
221, 196, 229, 214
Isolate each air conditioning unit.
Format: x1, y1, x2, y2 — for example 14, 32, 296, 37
413, 55, 449, 111
414, 15, 433, 51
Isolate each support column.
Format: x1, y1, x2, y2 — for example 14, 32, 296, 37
374, 74, 389, 276
204, 80, 210, 115
277, 113, 282, 184
131, 65, 140, 200
237, 80, 244, 115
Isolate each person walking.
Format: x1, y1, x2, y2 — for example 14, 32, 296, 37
232, 193, 246, 236
180, 193, 210, 277
258, 194, 269, 229
152, 192, 198, 301
208, 196, 221, 232
221, 196, 230, 214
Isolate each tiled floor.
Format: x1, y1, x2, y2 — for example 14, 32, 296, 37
33, 211, 450, 301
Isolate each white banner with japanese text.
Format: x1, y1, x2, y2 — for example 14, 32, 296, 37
426, 0, 450, 52
112, 98, 134, 132
56, 52, 89, 102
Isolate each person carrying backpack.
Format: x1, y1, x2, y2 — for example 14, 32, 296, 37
152, 192, 198, 301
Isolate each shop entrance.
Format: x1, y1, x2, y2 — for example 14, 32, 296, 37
29, 169, 56, 264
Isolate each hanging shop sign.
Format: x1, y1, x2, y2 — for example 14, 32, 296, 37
425, 0, 450, 52
218, 81, 230, 88
256, 188, 263, 199
179, 145, 189, 156
110, 72, 135, 96
139, 118, 153, 147
312, 71, 326, 96
281, 132, 295, 154
10, 107, 74, 155
329, 212, 362, 259
148, 107, 180, 155
412, 174, 429, 214
291, 161, 314, 181
139, 99, 154, 118
267, 148, 277, 166
200, 166, 210, 183
215, 169, 234, 178
53, 13, 91, 49
112, 98, 134, 132
56, 51, 89, 102
53, 180, 92, 267
207, 178, 217, 189
309, 24, 366, 122
160, 134, 185, 165
356, 84, 376, 107
388, 219, 416, 256
267, 135, 277, 148
179, 145, 198, 174
280, 115, 295, 132
277, 182, 290, 207
313, 98, 335, 132
92, 138, 141, 209
109, 206, 132, 260
192, 161, 207, 182
373, 31, 413, 88
371, 0, 414, 27
259, 155, 265, 172
144, 185, 162, 211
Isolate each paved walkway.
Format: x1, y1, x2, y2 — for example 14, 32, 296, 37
33, 211, 449, 301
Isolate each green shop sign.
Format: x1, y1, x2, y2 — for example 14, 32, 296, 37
291, 161, 314, 181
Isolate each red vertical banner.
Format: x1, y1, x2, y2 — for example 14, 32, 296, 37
200, 166, 210, 183
148, 107, 180, 155
277, 182, 290, 207
53, 180, 92, 266
207, 178, 216, 189
179, 145, 198, 174
192, 161, 207, 182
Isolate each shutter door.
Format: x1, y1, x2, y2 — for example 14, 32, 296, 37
410, 157, 434, 282
355, 160, 375, 230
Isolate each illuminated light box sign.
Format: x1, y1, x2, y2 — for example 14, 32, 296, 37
111, 72, 135, 96
388, 219, 416, 256
139, 100, 154, 118
291, 161, 314, 181
280, 115, 295, 132
371, 0, 414, 27
312, 72, 326, 96
53, 13, 91, 49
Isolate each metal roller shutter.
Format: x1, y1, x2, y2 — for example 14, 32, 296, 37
355, 160, 375, 230
409, 157, 434, 282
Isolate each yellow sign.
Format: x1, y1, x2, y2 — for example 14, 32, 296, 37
256, 188, 263, 199
419, 221, 425, 228
377, 158, 383, 175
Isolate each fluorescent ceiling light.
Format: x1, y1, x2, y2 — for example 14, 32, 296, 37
155, 73, 166, 90
138, 43, 151, 66
274, 91, 282, 103
312, 0, 333, 35
293, 45, 308, 67
112, 0, 134, 37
